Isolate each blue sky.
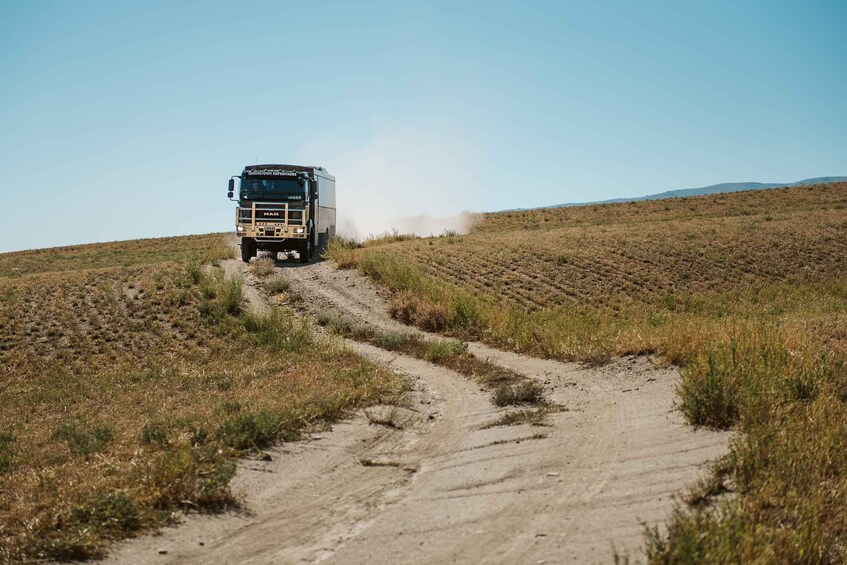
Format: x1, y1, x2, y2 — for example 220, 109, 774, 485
1, 0, 845, 252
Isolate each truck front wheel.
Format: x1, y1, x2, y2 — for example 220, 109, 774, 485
240, 238, 256, 263
299, 233, 313, 264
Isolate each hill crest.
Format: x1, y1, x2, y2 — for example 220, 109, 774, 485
520, 176, 847, 211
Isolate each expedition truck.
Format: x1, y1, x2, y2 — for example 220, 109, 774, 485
227, 164, 336, 263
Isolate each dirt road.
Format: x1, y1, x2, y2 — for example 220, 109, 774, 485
107, 258, 727, 564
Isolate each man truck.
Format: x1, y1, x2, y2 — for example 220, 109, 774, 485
227, 164, 336, 263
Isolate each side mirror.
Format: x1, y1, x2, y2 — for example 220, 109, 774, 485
227, 178, 235, 199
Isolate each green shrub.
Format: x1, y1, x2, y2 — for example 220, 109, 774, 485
186, 261, 202, 284
266, 274, 291, 293
677, 352, 741, 429
242, 308, 311, 351
140, 422, 168, 446
52, 422, 114, 457
316, 311, 355, 335
216, 411, 284, 450
373, 330, 420, 351
73, 491, 141, 534
199, 269, 243, 321
424, 339, 468, 362
678, 327, 833, 429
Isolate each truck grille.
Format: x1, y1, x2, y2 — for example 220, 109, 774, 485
238, 205, 305, 224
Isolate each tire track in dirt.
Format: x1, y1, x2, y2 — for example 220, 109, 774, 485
106, 258, 727, 564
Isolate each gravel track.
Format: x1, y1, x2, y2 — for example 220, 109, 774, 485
106, 257, 727, 564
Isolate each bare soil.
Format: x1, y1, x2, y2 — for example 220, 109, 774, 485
105, 258, 727, 564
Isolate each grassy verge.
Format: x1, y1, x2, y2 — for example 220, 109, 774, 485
312, 310, 541, 404
0, 238, 403, 562
326, 230, 847, 562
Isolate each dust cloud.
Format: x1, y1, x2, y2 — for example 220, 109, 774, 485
326, 128, 484, 241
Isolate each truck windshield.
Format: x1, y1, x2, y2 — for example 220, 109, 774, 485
241, 177, 306, 202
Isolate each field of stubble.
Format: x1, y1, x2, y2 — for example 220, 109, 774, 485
0, 234, 402, 562
328, 182, 847, 563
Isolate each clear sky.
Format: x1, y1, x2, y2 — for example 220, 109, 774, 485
1, 0, 845, 252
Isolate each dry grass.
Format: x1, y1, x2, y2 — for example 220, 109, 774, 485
327, 182, 847, 563
388, 290, 448, 331
313, 310, 525, 390
484, 408, 551, 429
250, 256, 277, 277
0, 233, 234, 278
491, 381, 545, 407
265, 273, 291, 293
0, 235, 403, 562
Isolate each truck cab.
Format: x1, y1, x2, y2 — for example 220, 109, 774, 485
228, 164, 336, 263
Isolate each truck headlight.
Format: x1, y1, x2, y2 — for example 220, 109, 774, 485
295, 227, 305, 234
236, 226, 245, 232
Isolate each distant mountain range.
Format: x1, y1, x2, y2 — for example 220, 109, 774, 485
531, 177, 847, 210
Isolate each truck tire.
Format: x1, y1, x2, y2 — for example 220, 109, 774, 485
299, 235, 313, 264
240, 238, 255, 263
317, 230, 329, 256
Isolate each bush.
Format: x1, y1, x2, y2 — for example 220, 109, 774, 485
424, 339, 468, 362
414, 301, 449, 331
677, 352, 741, 429
316, 311, 351, 333
73, 491, 141, 534
373, 330, 420, 351
251, 256, 276, 277
315, 311, 373, 339
186, 261, 202, 284
199, 269, 243, 321
678, 327, 833, 429
52, 422, 114, 457
266, 274, 291, 293
216, 411, 284, 450
145, 445, 236, 513
140, 422, 169, 446
492, 381, 545, 407
387, 290, 418, 324
242, 308, 311, 352
388, 290, 448, 331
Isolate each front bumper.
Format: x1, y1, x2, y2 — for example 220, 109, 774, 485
237, 224, 308, 240
236, 201, 308, 241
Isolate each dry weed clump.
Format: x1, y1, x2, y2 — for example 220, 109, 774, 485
326, 182, 847, 562
484, 408, 550, 429
0, 234, 402, 562
250, 256, 277, 277
492, 381, 545, 407
265, 273, 291, 293
387, 290, 448, 331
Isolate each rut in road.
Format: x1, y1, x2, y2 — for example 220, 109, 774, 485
107, 258, 727, 564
